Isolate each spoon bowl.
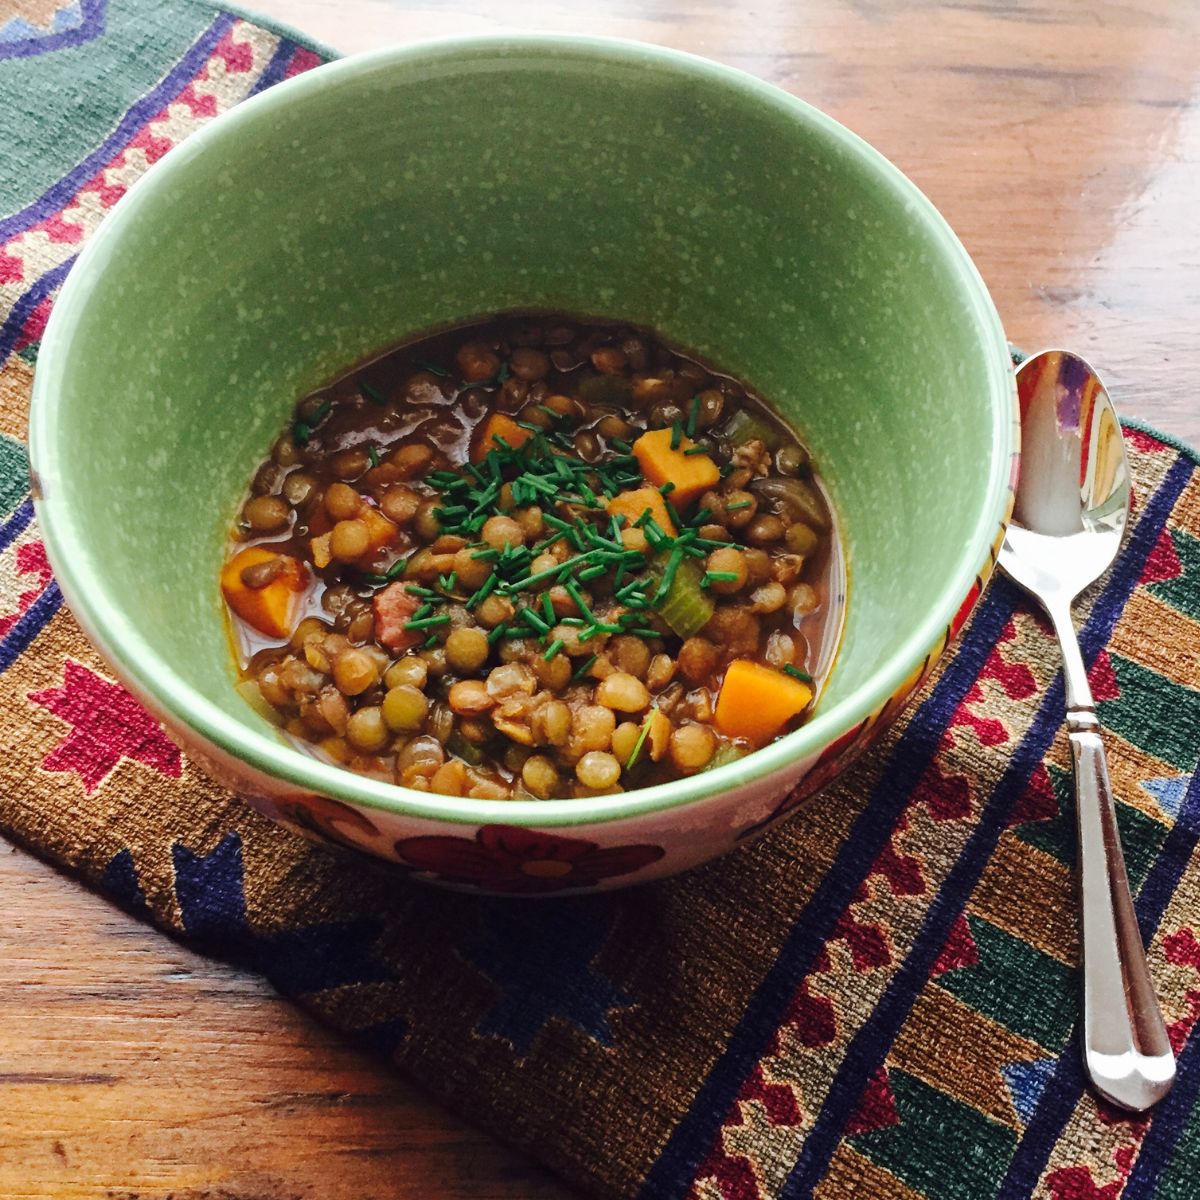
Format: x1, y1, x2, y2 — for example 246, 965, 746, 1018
1002, 351, 1130, 602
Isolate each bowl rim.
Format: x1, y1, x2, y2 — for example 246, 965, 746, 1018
29, 32, 1016, 830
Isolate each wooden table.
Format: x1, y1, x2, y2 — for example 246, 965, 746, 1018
4, 1, 1198, 1196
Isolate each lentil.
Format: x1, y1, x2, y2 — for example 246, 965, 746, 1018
282, 472, 317, 508
382, 685, 428, 732
243, 495, 290, 533
330, 519, 370, 562
596, 672, 651, 713
746, 513, 786, 546
381, 485, 420, 525
391, 443, 433, 478
522, 754, 559, 798
331, 447, 370, 480
346, 706, 389, 752
332, 648, 378, 696
705, 546, 747, 594
448, 680, 493, 715
384, 656, 427, 690
445, 627, 489, 673
670, 722, 717, 772
576, 750, 621, 789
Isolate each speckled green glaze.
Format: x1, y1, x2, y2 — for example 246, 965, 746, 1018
31, 36, 1014, 848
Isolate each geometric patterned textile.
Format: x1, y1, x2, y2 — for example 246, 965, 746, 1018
2, 5, 1199, 1197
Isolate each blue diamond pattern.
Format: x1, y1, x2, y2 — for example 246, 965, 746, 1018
100, 848, 147, 915
0, 0, 106, 60
1141, 775, 1192, 820
1002, 1058, 1056, 1125
463, 901, 632, 1056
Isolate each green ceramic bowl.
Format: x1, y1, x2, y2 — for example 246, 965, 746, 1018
30, 35, 1016, 893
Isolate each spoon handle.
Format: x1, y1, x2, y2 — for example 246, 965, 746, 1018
1049, 602, 1176, 1111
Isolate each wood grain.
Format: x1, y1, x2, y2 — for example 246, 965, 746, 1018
3, 1, 1199, 1196
0, 841, 569, 1199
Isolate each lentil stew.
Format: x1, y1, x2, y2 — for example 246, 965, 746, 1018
222, 315, 844, 800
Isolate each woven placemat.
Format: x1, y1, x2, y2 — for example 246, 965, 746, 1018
3, 5, 1200, 1197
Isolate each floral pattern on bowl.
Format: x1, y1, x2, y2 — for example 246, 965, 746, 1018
393, 825, 665, 894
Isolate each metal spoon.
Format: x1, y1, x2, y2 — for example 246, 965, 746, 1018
1000, 350, 1174, 1111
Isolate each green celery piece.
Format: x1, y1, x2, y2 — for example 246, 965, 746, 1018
446, 731, 485, 766
723, 407, 784, 450
705, 742, 748, 771
645, 553, 713, 638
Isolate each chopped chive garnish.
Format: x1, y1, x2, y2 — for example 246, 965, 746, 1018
505, 558, 575, 593
543, 638, 565, 661
725, 500, 753, 512
571, 654, 598, 682
415, 359, 449, 376
683, 445, 709, 457
367, 445, 381, 467
643, 516, 669, 544
403, 614, 452, 631
423, 634, 439, 649
361, 382, 387, 406
323, 403, 785, 640
564, 580, 594, 622
653, 547, 684, 605
520, 606, 550, 634
292, 399, 332, 446
625, 712, 653, 771
669, 420, 683, 450
784, 665, 814, 683
467, 575, 498, 608
580, 621, 621, 641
